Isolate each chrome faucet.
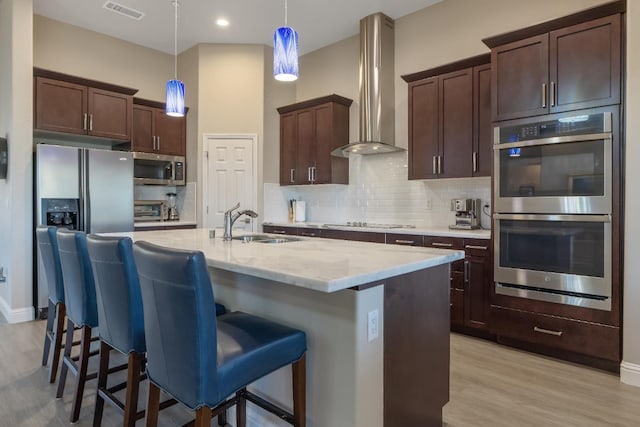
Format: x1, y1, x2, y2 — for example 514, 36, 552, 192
222, 202, 259, 241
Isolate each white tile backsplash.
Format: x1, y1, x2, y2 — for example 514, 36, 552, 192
264, 151, 492, 229
134, 183, 197, 222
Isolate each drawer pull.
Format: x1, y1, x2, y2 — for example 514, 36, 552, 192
465, 244, 488, 250
395, 239, 415, 245
432, 242, 453, 248
533, 326, 563, 337
272, 230, 287, 234
300, 233, 316, 237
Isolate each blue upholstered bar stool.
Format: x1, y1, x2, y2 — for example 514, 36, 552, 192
86, 234, 150, 427
56, 228, 100, 423
133, 241, 307, 427
36, 226, 67, 384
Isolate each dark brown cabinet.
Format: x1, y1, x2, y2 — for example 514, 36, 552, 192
463, 239, 492, 330
263, 225, 324, 238
490, 14, 621, 121
404, 55, 491, 180
34, 73, 134, 141
278, 95, 352, 186
132, 99, 186, 156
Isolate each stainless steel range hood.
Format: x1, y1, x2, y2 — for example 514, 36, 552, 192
332, 12, 404, 158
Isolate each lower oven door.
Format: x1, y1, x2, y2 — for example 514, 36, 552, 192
494, 213, 611, 310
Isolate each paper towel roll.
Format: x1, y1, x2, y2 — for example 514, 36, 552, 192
294, 201, 306, 222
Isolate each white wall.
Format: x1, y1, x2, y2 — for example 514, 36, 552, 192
622, 0, 640, 386
0, 0, 34, 322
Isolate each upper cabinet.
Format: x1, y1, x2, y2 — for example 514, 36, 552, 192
34, 69, 136, 141
486, 11, 622, 121
278, 95, 352, 186
403, 54, 491, 180
132, 99, 186, 157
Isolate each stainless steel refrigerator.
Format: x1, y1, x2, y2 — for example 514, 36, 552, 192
35, 144, 134, 312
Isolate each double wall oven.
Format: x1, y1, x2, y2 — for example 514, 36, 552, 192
493, 111, 613, 310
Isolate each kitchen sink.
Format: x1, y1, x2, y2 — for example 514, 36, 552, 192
232, 234, 301, 243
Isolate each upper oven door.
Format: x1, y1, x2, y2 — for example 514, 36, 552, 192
494, 112, 612, 214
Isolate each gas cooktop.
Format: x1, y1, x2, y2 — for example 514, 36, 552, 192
323, 222, 416, 229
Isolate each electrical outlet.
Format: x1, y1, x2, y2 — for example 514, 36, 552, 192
367, 309, 379, 342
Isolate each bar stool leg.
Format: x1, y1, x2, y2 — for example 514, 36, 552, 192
124, 352, 144, 427
56, 318, 75, 399
70, 325, 92, 423
145, 382, 161, 427
42, 300, 55, 366
292, 354, 307, 427
195, 406, 212, 427
93, 341, 111, 427
48, 303, 66, 383
236, 389, 247, 427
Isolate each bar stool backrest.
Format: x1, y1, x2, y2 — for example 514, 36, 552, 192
57, 229, 98, 328
133, 240, 218, 408
36, 226, 65, 304
87, 234, 146, 354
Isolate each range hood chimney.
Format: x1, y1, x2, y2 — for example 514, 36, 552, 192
332, 12, 404, 158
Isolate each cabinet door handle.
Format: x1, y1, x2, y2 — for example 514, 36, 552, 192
271, 230, 287, 234
533, 326, 563, 337
432, 156, 437, 175
83, 113, 88, 131
542, 83, 547, 108
431, 242, 453, 248
465, 244, 488, 251
157, 136, 160, 150
152, 136, 156, 150
394, 239, 415, 245
464, 260, 469, 283
290, 168, 295, 183
551, 81, 556, 107
307, 167, 311, 182
472, 152, 478, 173
438, 155, 442, 174
313, 166, 317, 182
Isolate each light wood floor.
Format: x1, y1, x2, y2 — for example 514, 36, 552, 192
1, 320, 639, 426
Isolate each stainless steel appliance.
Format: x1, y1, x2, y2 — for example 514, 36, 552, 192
493, 111, 614, 310
494, 213, 611, 310
35, 144, 134, 311
450, 199, 481, 230
132, 151, 185, 186
166, 192, 179, 221
494, 112, 612, 214
134, 200, 166, 222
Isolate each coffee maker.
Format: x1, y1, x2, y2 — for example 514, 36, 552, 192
449, 199, 481, 230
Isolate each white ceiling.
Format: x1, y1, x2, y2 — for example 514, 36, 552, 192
33, 0, 442, 56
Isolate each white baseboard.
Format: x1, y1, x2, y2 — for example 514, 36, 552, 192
0, 296, 35, 323
620, 361, 640, 387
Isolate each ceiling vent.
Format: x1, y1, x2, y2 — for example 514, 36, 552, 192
102, 1, 145, 20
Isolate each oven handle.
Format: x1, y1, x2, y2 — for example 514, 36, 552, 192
493, 213, 611, 222
494, 132, 611, 150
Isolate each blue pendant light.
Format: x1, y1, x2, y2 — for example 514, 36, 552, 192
273, 0, 299, 81
166, 0, 185, 117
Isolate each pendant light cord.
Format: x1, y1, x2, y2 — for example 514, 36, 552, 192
173, 0, 178, 79
284, 0, 288, 26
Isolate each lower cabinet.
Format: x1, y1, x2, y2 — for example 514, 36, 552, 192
491, 305, 619, 362
263, 225, 298, 235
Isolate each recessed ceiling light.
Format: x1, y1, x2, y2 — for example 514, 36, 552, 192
216, 18, 229, 27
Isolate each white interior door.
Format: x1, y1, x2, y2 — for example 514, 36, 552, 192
203, 135, 257, 232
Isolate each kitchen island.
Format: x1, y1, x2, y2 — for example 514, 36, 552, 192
118, 228, 464, 427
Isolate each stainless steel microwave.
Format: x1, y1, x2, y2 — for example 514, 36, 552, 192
132, 152, 185, 186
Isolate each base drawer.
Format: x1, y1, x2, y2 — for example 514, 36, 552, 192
491, 306, 620, 361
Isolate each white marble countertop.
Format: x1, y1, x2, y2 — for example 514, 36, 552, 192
111, 228, 464, 293
263, 221, 491, 240
134, 220, 197, 228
